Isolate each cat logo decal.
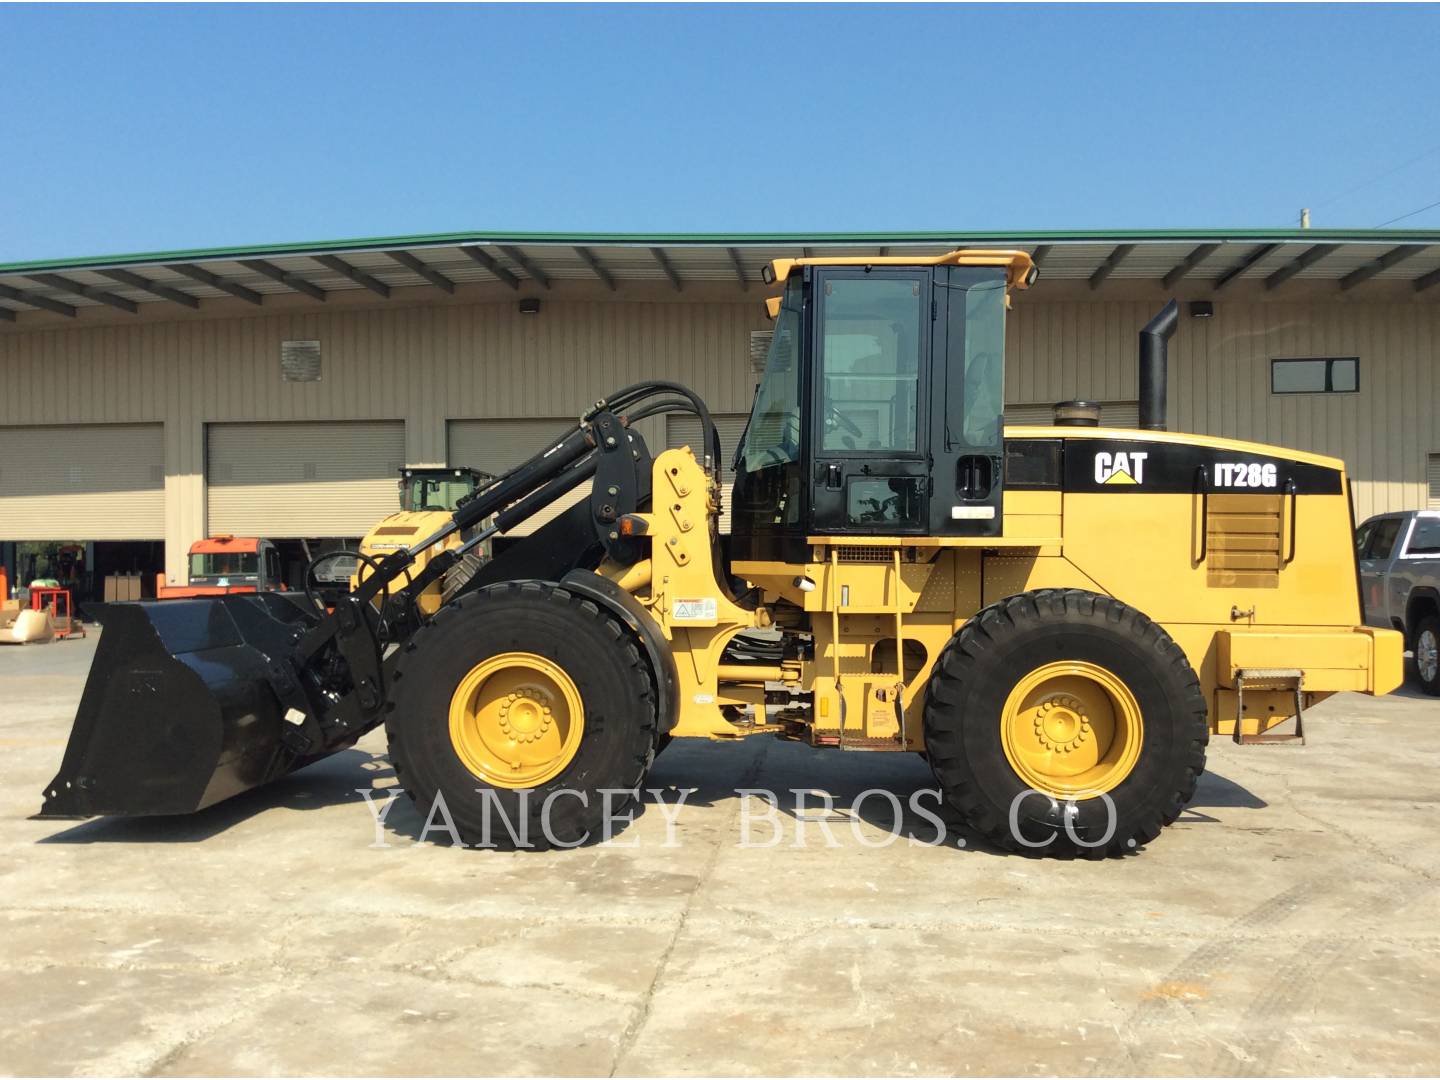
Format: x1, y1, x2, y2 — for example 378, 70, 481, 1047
1093, 450, 1148, 485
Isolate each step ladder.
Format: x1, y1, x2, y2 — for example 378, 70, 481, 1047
1233, 668, 1305, 745
826, 545, 910, 751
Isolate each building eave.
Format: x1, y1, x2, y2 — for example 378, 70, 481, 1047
3, 227, 1439, 326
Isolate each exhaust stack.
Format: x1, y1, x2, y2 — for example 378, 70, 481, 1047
1138, 299, 1180, 431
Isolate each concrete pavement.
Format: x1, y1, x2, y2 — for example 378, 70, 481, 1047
1, 633, 1437, 1076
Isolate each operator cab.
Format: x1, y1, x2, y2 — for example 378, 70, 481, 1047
186, 536, 282, 590
730, 250, 1035, 562
398, 467, 493, 513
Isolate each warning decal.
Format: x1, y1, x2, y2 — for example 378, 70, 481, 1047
672, 597, 719, 623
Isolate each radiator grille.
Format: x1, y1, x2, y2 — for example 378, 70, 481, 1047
1207, 494, 1282, 589
831, 545, 926, 563
835, 545, 894, 563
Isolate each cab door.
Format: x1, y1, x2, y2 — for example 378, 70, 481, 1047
808, 268, 931, 535
930, 267, 1006, 536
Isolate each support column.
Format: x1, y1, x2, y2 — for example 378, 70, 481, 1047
1, 541, 14, 600
406, 412, 447, 468
164, 419, 207, 585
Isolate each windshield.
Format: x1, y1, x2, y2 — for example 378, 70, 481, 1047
402, 475, 477, 512
312, 552, 358, 582
190, 552, 258, 579
741, 279, 804, 471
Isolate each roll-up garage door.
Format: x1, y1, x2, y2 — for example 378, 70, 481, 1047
0, 423, 164, 540
448, 418, 588, 535
207, 421, 404, 537
1004, 401, 1140, 428
665, 413, 750, 533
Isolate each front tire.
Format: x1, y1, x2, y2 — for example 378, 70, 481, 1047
386, 581, 656, 849
923, 589, 1208, 857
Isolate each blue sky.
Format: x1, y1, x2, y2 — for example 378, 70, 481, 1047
2, 3, 1437, 262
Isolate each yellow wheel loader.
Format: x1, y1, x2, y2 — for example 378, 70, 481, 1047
40, 250, 1402, 856
351, 466, 496, 620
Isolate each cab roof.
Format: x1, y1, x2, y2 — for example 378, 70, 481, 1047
763, 249, 1037, 289
191, 536, 261, 555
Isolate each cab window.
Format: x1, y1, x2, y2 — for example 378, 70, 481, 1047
191, 552, 259, 578
819, 277, 923, 453
404, 476, 476, 512
741, 280, 804, 471
959, 279, 1005, 447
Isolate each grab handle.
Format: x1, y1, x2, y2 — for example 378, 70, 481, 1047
1194, 465, 1209, 564
1284, 478, 1298, 565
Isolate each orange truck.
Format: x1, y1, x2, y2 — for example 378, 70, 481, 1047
156, 536, 285, 599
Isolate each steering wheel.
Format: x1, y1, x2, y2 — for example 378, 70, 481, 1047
303, 549, 405, 619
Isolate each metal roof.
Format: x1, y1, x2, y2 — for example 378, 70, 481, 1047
1, 228, 1438, 323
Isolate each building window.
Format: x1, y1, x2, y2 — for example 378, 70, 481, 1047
1271, 357, 1358, 394
1427, 453, 1440, 510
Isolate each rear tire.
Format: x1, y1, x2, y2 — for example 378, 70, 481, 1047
923, 589, 1207, 857
386, 581, 656, 849
1412, 614, 1440, 696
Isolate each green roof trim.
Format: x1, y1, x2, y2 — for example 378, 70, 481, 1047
3, 227, 1439, 276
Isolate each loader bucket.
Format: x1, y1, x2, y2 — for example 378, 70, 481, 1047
39, 593, 323, 819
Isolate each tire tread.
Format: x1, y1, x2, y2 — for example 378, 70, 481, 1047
384, 581, 657, 850
923, 588, 1208, 857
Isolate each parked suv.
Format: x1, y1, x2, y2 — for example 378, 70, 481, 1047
1357, 510, 1440, 695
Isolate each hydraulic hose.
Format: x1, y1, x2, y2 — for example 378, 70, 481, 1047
626, 398, 699, 424
595, 381, 720, 472
390, 382, 719, 584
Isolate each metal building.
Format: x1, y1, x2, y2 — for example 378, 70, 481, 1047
1, 229, 1437, 598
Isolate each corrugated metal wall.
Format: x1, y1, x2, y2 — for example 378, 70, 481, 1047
1005, 300, 1440, 522
0, 299, 762, 579
0, 300, 763, 449
1004, 401, 1140, 427
0, 295, 1435, 577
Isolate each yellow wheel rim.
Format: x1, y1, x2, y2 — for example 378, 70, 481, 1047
1000, 661, 1143, 798
448, 652, 584, 789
